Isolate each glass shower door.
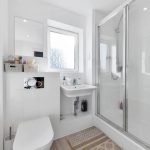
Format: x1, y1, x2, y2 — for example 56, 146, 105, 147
98, 10, 125, 128
128, 0, 150, 146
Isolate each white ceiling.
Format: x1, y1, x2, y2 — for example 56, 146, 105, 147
41, 0, 127, 16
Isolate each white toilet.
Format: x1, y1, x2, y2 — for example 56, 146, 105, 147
13, 117, 54, 150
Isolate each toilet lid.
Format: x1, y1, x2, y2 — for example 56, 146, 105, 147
13, 117, 54, 150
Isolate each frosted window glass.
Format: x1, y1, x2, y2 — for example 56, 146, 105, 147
49, 31, 76, 69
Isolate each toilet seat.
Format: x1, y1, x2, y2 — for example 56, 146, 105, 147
13, 117, 54, 150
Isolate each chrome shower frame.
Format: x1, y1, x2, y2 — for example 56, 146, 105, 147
96, 0, 150, 149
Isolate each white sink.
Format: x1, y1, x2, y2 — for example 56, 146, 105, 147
60, 84, 97, 97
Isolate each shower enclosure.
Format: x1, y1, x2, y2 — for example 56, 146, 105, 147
97, 0, 150, 148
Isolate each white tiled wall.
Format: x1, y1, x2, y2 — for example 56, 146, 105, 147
60, 72, 85, 85
4, 72, 94, 140
4, 72, 60, 138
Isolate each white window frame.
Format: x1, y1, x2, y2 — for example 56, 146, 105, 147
48, 26, 79, 71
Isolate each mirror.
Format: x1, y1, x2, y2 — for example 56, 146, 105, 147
15, 17, 44, 57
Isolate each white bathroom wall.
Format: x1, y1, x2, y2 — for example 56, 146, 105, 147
60, 93, 93, 116
0, 0, 8, 149
85, 10, 105, 85
92, 10, 106, 83
4, 72, 60, 138
6, 0, 95, 141
8, 0, 86, 72
4, 72, 93, 140
85, 11, 93, 84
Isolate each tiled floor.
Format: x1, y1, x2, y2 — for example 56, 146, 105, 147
51, 127, 122, 150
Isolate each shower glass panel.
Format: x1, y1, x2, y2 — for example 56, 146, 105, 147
98, 10, 124, 128
128, 0, 150, 146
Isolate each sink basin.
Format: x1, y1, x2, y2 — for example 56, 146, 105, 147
60, 84, 97, 97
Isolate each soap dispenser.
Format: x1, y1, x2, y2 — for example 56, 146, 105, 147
63, 76, 66, 85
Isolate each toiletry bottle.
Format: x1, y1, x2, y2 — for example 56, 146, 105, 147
63, 76, 66, 85
15, 56, 20, 64
19, 56, 23, 64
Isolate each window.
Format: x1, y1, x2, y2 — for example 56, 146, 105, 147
48, 27, 79, 70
